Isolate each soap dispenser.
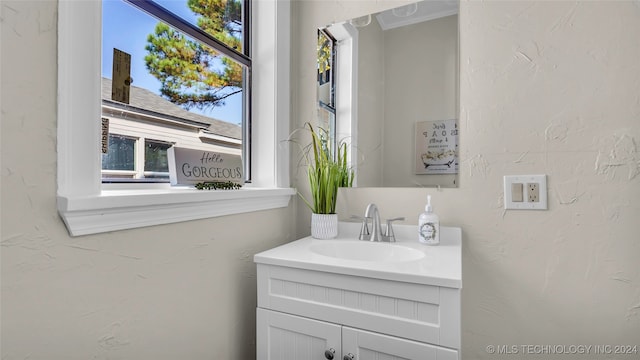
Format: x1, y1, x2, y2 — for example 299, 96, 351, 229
418, 195, 440, 245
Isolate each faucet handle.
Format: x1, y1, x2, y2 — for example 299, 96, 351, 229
362, 218, 371, 232
356, 216, 370, 240
384, 217, 405, 241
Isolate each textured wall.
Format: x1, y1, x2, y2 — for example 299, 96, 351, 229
1, 1, 294, 359
354, 14, 458, 188
3, 0, 639, 359
382, 14, 458, 187
455, 2, 640, 357
355, 16, 385, 187
295, 0, 640, 358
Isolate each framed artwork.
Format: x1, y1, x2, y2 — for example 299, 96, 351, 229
415, 119, 458, 175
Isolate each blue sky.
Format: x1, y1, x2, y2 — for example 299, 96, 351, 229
102, 0, 242, 125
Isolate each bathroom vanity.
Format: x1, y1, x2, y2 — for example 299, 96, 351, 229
254, 222, 462, 360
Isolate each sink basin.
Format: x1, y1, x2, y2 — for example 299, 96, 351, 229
254, 222, 462, 287
310, 240, 425, 262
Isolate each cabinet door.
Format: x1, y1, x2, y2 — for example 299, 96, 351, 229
342, 327, 458, 360
257, 308, 341, 360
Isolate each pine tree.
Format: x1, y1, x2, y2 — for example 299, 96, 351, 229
144, 0, 243, 111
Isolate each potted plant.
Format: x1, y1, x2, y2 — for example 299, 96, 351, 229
298, 123, 353, 239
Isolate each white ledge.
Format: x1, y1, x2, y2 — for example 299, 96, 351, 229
58, 187, 295, 236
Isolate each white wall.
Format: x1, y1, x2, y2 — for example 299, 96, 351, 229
355, 18, 385, 187
0, 1, 295, 359
382, 15, 458, 187
295, 0, 640, 358
3, 0, 639, 358
348, 10, 458, 188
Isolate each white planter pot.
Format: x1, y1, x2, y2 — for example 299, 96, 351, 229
311, 213, 338, 239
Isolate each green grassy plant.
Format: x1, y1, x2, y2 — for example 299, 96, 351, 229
298, 123, 353, 214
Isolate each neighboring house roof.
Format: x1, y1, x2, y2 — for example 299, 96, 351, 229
102, 77, 242, 140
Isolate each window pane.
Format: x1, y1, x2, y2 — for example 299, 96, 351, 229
145, 140, 171, 173
103, 0, 244, 125
317, 106, 336, 159
153, 0, 244, 52
317, 29, 336, 160
317, 30, 334, 106
102, 0, 246, 183
102, 135, 136, 171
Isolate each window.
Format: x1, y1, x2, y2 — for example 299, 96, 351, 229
101, 0, 249, 183
57, 0, 293, 236
317, 28, 337, 158
102, 134, 136, 174
315, 22, 358, 184
144, 140, 172, 177
101, 135, 173, 181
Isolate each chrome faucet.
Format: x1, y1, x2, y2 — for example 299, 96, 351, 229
359, 203, 405, 242
365, 203, 383, 242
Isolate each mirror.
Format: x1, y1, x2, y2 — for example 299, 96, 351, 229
317, 0, 459, 188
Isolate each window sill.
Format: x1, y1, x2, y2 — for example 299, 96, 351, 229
58, 187, 296, 236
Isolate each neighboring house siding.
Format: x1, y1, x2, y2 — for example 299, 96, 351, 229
105, 116, 241, 155
101, 78, 241, 180
102, 77, 242, 141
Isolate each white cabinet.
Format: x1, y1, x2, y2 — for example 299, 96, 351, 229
256, 264, 460, 360
257, 308, 457, 360
343, 326, 457, 360
257, 308, 340, 360
256, 308, 458, 360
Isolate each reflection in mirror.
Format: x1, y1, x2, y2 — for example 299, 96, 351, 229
317, 29, 337, 157
317, 0, 459, 188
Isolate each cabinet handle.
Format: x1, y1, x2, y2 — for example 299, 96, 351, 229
324, 348, 335, 359
343, 354, 355, 360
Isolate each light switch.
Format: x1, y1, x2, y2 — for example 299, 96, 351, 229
511, 183, 523, 202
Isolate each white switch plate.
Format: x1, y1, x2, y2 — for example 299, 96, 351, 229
504, 175, 547, 210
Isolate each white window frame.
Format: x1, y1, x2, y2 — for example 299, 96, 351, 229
323, 22, 358, 184
57, 0, 293, 236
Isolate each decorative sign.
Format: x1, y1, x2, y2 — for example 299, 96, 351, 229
167, 147, 243, 186
415, 119, 458, 175
101, 118, 110, 154
112, 48, 132, 104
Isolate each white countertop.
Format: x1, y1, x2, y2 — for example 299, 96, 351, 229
254, 222, 462, 288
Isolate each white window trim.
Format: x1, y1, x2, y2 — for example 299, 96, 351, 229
57, 0, 293, 236
326, 22, 358, 186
